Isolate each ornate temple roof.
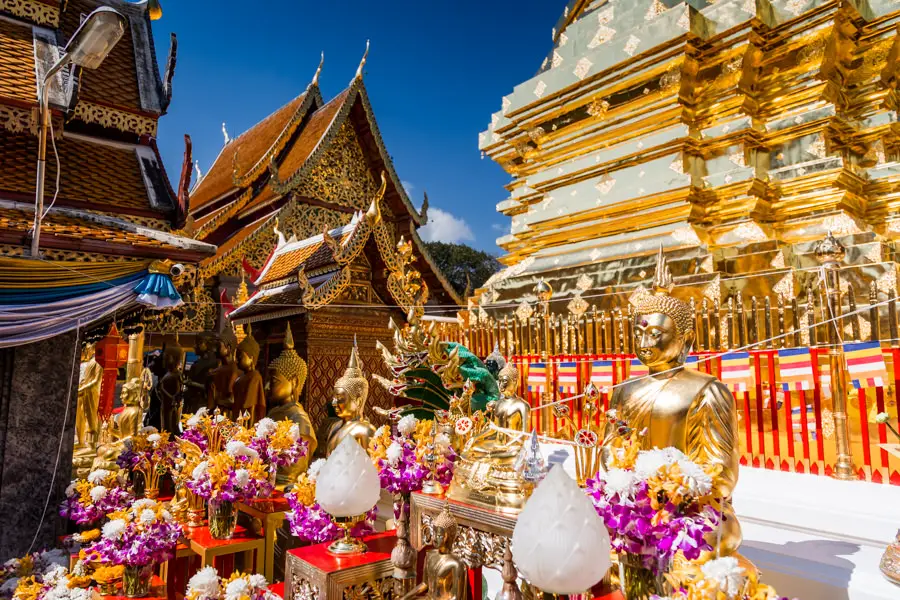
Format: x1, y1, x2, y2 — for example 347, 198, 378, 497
189, 60, 458, 306
0, 0, 206, 261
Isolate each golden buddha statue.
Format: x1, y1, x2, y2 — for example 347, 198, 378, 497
209, 328, 241, 415
265, 323, 316, 485
600, 247, 741, 557
447, 363, 531, 513
75, 343, 103, 450
322, 342, 376, 457
159, 340, 185, 435
233, 325, 265, 423
90, 378, 144, 473
402, 504, 466, 600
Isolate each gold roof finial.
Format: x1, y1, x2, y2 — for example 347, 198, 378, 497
355, 40, 370, 80
652, 244, 674, 294
312, 52, 324, 87
148, 0, 162, 20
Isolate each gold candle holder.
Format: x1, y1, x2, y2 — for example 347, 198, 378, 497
328, 514, 367, 555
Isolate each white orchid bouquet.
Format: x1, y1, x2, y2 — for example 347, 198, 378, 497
186, 567, 282, 600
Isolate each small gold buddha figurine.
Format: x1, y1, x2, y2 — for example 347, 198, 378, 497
601, 246, 741, 557
159, 340, 185, 435
233, 325, 265, 423
265, 323, 316, 485
401, 504, 466, 600
209, 328, 241, 414
322, 341, 376, 457
447, 363, 531, 513
116, 377, 145, 441
75, 343, 103, 450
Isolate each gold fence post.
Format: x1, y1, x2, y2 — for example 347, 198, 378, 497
535, 280, 553, 435
815, 232, 855, 481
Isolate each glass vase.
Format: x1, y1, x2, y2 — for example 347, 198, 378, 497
619, 555, 668, 600
208, 500, 237, 539
122, 564, 153, 598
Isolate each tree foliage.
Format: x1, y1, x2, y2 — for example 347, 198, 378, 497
424, 241, 501, 298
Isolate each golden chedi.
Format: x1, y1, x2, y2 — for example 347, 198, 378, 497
402, 504, 466, 600
601, 247, 741, 557
265, 323, 316, 485
447, 362, 531, 513
322, 342, 376, 457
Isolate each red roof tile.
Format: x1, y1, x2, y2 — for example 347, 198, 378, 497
190, 92, 310, 211
0, 128, 163, 212
274, 90, 348, 182
0, 18, 36, 104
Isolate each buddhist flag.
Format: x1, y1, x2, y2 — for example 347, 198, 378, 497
720, 352, 753, 393
591, 360, 615, 392
557, 361, 579, 396
527, 362, 547, 394
791, 404, 818, 441
685, 355, 700, 371
818, 359, 831, 394
629, 358, 649, 379
844, 341, 888, 389
777, 348, 815, 391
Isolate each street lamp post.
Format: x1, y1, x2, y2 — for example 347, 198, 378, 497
30, 7, 126, 257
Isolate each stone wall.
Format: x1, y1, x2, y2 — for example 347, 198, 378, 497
0, 331, 79, 560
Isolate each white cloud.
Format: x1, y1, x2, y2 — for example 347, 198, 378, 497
491, 223, 508, 232
401, 180, 415, 196
419, 208, 475, 244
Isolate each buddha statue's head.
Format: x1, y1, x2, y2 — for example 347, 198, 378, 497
631, 247, 694, 371
120, 378, 142, 407
195, 332, 214, 356
265, 324, 308, 406
81, 343, 96, 363
163, 340, 185, 374
431, 503, 458, 552
217, 327, 237, 363
332, 342, 368, 420
484, 343, 506, 380
497, 363, 520, 398
236, 325, 260, 372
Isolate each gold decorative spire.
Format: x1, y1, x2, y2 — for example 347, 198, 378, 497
268, 323, 307, 384
652, 244, 674, 294
284, 322, 295, 350
355, 40, 370, 80
312, 52, 324, 86
233, 272, 249, 308
631, 245, 693, 336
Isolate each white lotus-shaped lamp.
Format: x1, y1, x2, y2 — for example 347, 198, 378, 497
511, 465, 611, 595
315, 436, 381, 554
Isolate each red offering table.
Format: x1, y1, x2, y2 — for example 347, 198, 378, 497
187, 525, 264, 574
237, 492, 291, 582
284, 531, 396, 600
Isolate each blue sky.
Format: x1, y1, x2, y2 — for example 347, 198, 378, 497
152, 0, 564, 255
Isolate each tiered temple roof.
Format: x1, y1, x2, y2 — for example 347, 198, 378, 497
189, 60, 459, 308
478, 0, 900, 313
0, 0, 211, 262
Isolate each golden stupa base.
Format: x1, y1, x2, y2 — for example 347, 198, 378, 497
445, 457, 528, 515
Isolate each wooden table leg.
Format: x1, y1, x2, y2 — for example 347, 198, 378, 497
264, 520, 276, 582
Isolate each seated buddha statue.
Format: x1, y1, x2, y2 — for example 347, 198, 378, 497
265, 323, 317, 486
401, 504, 466, 600
600, 247, 741, 557
233, 325, 265, 423
321, 342, 376, 457
91, 378, 144, 473
447, 363, 530, 513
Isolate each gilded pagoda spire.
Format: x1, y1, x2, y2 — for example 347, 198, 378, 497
355, 40, 370, 80
312, 52, 324, 87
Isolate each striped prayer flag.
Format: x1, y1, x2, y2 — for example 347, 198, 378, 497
685, 355, 700, 371
778, 348, 815, 391
557, 361, 579, 396
844, 341, 888, 389
591, 360, 615, 392
720, 351, 753, 393
818, 359, 831, 393
527, 362, 547, 394
791, 404, 817, 440
629, 358, 649, 379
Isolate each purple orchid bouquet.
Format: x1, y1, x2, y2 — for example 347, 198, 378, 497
248, 418, 309, 468
59, 469, 133, 525
585, 446, 722, 577
185, 440, 274, 504
367, 416, 456, 495
116, 428, 179, 496
85, 498, 183, 567
285, 460, 377, 543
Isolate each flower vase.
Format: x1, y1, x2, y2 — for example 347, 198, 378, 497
132, 472, 145, 498
122, 564, 153, 598
619, 555, 668, 600
208, 500, 237, 539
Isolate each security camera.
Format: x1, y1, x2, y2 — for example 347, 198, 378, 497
170, 263, 185, 277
